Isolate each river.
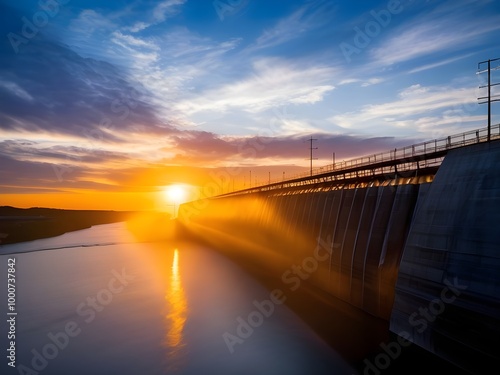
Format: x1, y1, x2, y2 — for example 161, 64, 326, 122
0, 222, 356, 375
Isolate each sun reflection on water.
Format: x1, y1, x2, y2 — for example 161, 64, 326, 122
166, 249, 188, 363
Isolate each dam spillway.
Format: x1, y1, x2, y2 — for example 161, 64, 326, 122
177, 132, 500, 374
178, 175, 428, 320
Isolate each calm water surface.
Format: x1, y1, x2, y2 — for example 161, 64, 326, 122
0, 222, 356, 375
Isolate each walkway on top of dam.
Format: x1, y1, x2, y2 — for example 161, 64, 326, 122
219, 123, 500, 196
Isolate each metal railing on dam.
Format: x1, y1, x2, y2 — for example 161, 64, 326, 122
178, 129, 500, 374
218, 123, 500, 196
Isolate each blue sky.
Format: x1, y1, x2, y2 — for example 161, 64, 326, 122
1, 0, 500, 204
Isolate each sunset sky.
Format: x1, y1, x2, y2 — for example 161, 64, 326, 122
1, 0, 499, 210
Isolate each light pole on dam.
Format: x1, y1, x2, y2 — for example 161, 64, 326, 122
308, 136, 318, 176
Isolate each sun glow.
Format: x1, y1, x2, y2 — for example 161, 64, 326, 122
164, 184, 186, 203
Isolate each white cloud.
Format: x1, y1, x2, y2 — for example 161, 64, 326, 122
408, 53, 475, 74
337, 77, 383, 87
246, 117, 322, 136
159, 28, 240, 60
399, 84, 429, 98
338, 78, 361, 86
128, 22, 149, 33
252, 7, 309, 50
0, 80, 34, 101
153, 0, 186, 22
247, 1, 334, 52
65, 10, 120, 60
371, 13, 500, 66
113, 28, 243, 124
121, 0, 187, 33
111, 31, 159, 50
330, 83, 480, 135
175, 58, 336, 115
361, 78, 384, 87
70, 9, 116, 33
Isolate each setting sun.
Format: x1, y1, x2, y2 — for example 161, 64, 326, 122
156, 184, 198, 215
164, 184, 187, 203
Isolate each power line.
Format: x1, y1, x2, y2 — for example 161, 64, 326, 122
478, 57, 500, 142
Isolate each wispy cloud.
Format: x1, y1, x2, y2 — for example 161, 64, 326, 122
247, 0, 335, 52
330, 83, 480, 134
120, 28, 242, 124
66, 9, 118, 59
111, 31, 160, 50
252, 7, 309, 50
126, 0, 187, 32
176, 58, 336, 115
127, 21, 149, 33
153, 0, 186, 22
408, 53, 475, 74
361, 78, 384, 87
371, 10, 500, 66
0, 80, 34, 102
338, 78, 361, 86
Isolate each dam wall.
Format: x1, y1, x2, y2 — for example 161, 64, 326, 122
178, 180, 426, 321
177, 140, 500, 372
390, 141, 500, 372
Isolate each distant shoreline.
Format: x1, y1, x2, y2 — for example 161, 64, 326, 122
0, 206, 139, 245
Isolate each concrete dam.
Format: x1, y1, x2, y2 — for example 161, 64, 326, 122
177, 127, 500, 374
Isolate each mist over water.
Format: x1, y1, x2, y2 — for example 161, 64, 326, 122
0, 222, 355, 375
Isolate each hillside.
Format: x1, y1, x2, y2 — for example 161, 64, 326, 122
0, 207, 138, 245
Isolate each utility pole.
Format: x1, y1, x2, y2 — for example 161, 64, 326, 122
478, 58, 500, 142
249, 170, 252, 188
268, 171, 270, 185
308, 136, 318, 176
332, 152, 336, 169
